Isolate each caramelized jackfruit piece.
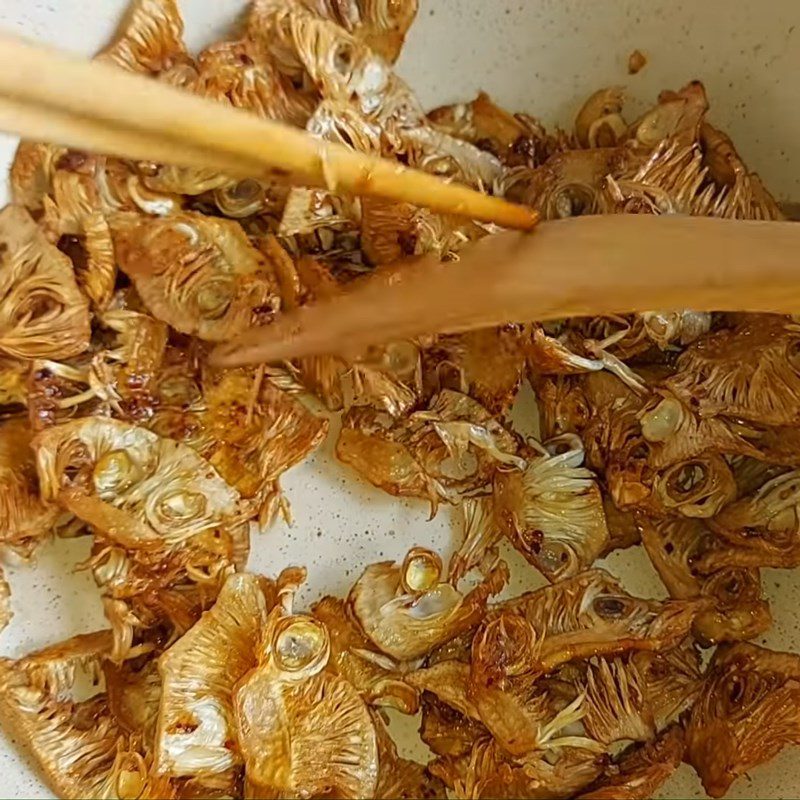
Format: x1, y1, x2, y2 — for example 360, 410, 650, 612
0, 417, 61, 561
10, 141, 64, 213
0, 631, 158, 800
686, 642, 800, 797
111, 212, 281, 342
575, 87, 627, 148
155, 573, 270, 779
249, 1, 423, 126
234, 602, 379, 799
625, 81, 708, 150
98, 0, 188, 75
506, 148, 621, 219
166, 368, 329, 527
638, 390, 761, 469
312, 595, 419, 712
493, 435, 609, 581
631, 638, 703, 731
0, 205, 91, 360
666, 316, 800, 426
104, 656, 162, 744
578, 725, 685, 800
422, 327, 527, 415
294, 0, 419, 64
429, 92, 531, 160
654, 454, 736, 518
420, 693, 488, 757
0, 355, 28, 410
348, 547, 508, 661
449, 496, 503, 583
640, 516, 771, 643
430, 737, 604, 800
338, 390, 523, 507
487, 569, 702, 675
372, 710, 446, 799
700, 123, 783, 219
700, 469, 800, 570
581, 657, 655, 744
34, 417, 248, 550
194, 36, 315, 127
466, 617, 601, 758
40, 170, 117, 310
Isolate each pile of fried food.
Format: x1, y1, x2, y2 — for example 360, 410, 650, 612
1, 0, 799, 798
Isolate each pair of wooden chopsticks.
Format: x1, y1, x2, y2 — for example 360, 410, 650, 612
1, 33, 798, 369
0, 33, 537, 232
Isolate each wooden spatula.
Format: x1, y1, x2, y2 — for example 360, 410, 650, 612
209, 214, 800, 366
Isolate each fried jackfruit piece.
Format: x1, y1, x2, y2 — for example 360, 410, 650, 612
250, 1, 423, 128
233, 593, 379, 799
111, 212, 281, 342
492, 435, 609, 581
34, 417, 249, 551
98, 0, 188, 75
104, 656, 162, 744
624, 81, 709, 151
40, 170, 117, 310
88, 527, 248, 664
604, 137, 783, 220
666, 316, 800, 426
464, 617, 601, 758
372, 710, 447, 799
348, 547, 508, 661
0, 417, 60, 560
429, 92, 531, 159
194, 36, 316, 127
430, 736, 604, 800
574, 87, 627, 149
419, 692, 488, 758
504, 147, 622, 219
448, 496, 503, 582
421, 327, 528, 415
337, 390, 523, 507
312, 596, 419, 712
88, 308, 169, 422
0, 630, 173, 800
0, 205, 91, 360
155, 573, 270, 781
578, 725, 685, 800
698, 469, 800, 570
580, 657, 655, 745
10, 141, 65, 213
640, 516, 771, 643
637, 390, 761, 469
398, 125, 507, 189
631, 638, 703, 731
156, 367, 329, 527
487, 569, 702, 676
700, 123, 784, 219
291, 0, 420, 64
686, 642, 800, 797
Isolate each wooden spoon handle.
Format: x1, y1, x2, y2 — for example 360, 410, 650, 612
210, 214, 800, 366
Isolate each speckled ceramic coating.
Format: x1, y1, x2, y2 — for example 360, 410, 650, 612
0, 2, 798, 798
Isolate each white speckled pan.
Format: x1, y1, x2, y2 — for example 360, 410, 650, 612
0, 2, 799, 798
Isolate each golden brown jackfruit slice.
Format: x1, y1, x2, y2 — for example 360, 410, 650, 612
0, 205, 91, 360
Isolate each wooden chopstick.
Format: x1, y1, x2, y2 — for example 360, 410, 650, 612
0, 33, 538, 231
209, 214, 800, 366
